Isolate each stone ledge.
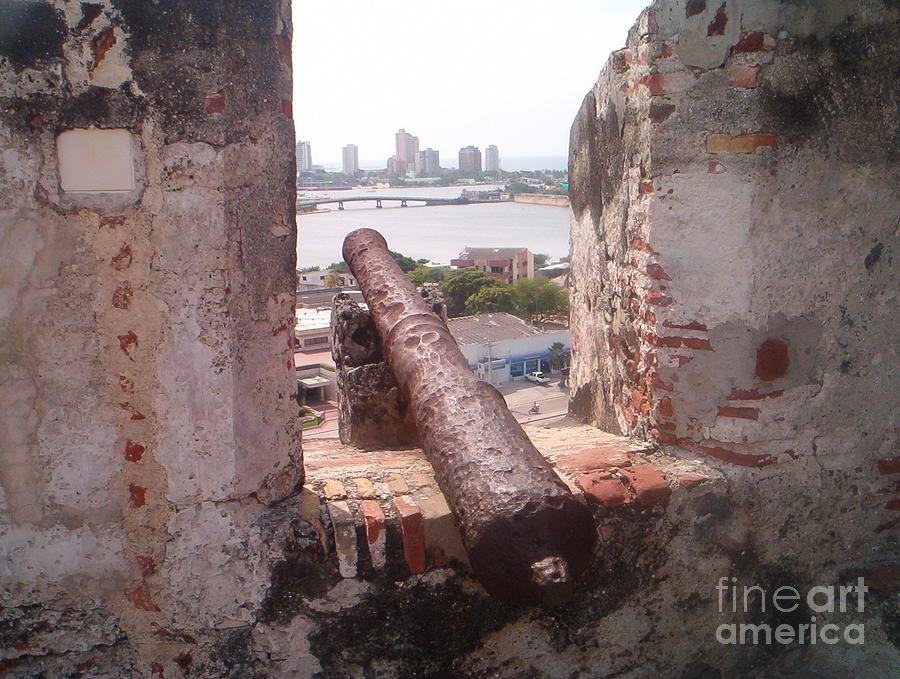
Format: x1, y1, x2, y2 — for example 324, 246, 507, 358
301, 419, 725, 581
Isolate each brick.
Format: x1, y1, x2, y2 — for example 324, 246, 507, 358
128, 483, 146, 507
648, 334, 682, 348
352, 477, 376, 498
756, 338, 789, 381
631, 237, 657, 255
124, 586, 160, 612
682, 337, 713, 350
322, 478, 347, 500
678, 473, 709, 489
658, 396, 674, 418
716, 406, 760, 420
621, 464, 670, 507
649, 102, 676, 123
679, 438, 777, 467
281, 98, 292, 117
707, 133, 778, 153
393, 495, 426, 575
111, 244, 133, 270
651, 428, 679, 445
887, 499, 900, 511
877, 458, 900, 475
386, 474, 410, 495
636, 71, 694, 95
327, 501, 358, 578
118, 331, 138, 359
611, 48, 631, 73
275, 34, 291, 61
124, 439, 144, 462
557, 446, 633, 474
646, 263, 671, 280
416, 492, 468, 567
663, 319, 707, 331
733, 31, 775, 53
299, 487, 329, 554
204, 90, 225, 115
707, 2, 727, 35
727, 388, 784, 400
358, 500, 386, 570
728, 64, 760, 88
112, 281, 133, 309
577, 473, 630, 509
708, 161, 727, 174
645, 290, 673, 306
639, 180, 654, 195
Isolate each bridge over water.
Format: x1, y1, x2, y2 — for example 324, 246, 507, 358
297, 195, 470, 212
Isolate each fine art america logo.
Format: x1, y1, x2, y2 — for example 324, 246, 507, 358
715, 577, 868, 646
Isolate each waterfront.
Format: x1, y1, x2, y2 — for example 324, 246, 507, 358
296, 185, 570, 267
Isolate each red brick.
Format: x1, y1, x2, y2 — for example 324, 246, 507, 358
204, 90, 225, 115
624, 407, 638, 428
124, 439, 145, 462
359, 500, 385, 544
708, 161, 727, 174
657, 421, 676, 431
681, 439, 777, 467
151, 662, 164, 676
99, 215, 126, 229
733, 31, 775, 53
658, 396, 673, 417
124, 586, 160, 611
649, 334, 683, 348
707, 2, 727, 35
111, 243, 132, 270
639, 180, 654, 195
728, 64, 760, 88
630, 237, 657, 255
877, 458, 900, 475
646, 263, 671, 280
576, 473, 630, 509
393, 496, 426, 575
129, 483, 146, 507
28, 113, 43, 130
90, 27, 116, 72
664, 320, 708, 331
887, 499, 900, 511
727, 388, 784, 400
717, 406, 760, 420
631, 389, 645, 410
621, 464, 670, 507
678, 473, 709, 489
645, 290, 673, 306
112, 281, 133, 309
651, 428, 678, 445
673, 354, 693, 366
118, 331, 138, 359
682, 337, 713, 350
136, 555, 157, 577
648, 369, 674, 391
756, 339, 789, 381
281, 98, 292, 117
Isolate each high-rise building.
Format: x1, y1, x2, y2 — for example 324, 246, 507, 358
418, 148, 440, 176
342, 144, 359, 174
296, 141, 312, 171
484, 145, 500, 172
459, 146, 482, 173
395, 128, 420, 174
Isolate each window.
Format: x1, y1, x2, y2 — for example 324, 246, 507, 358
490, 266, 504, 274
510, 362, 524, 378
305, 336, 329, 346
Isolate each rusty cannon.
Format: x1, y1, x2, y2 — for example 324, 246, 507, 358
342, 228, 597, 605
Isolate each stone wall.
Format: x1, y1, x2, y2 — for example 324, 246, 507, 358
0, 0, 301, 674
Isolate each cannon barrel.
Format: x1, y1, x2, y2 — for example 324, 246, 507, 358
342, 228, 596, 605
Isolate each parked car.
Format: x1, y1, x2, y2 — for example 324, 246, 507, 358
525, 371, 550, 384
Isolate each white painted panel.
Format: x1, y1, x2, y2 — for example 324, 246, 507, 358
57, 128, 134, 193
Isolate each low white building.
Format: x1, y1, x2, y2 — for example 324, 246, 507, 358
298, 269, 357, 291
446, 312, 570, 385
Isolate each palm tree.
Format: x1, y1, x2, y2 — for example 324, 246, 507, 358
548, 342, 568, 371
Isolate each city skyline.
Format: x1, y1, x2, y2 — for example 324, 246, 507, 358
292, 0, 650, 164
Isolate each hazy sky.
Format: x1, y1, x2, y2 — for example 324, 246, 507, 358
292, 0, 649, 167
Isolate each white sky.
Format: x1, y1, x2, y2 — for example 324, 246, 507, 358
292, 0, 650, 166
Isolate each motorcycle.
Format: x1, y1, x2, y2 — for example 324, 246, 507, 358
528, 401, 540, 415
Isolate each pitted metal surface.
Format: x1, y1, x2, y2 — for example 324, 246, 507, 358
343, 228, 596, 604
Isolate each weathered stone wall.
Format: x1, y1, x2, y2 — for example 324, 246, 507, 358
0, 0, 301, 674
566, 0, 899, 672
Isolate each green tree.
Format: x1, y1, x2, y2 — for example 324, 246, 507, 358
465, 281, 515, 314
408, 266, 446, 286
327, 261, 349, 273
506, 181, 538, 194
533, 253, 550, 268
440, 268, 499, 317
548, 342, 569, 370
324, 271, 342, 288
390, 251, 417, 272
512, 278, 569, 321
